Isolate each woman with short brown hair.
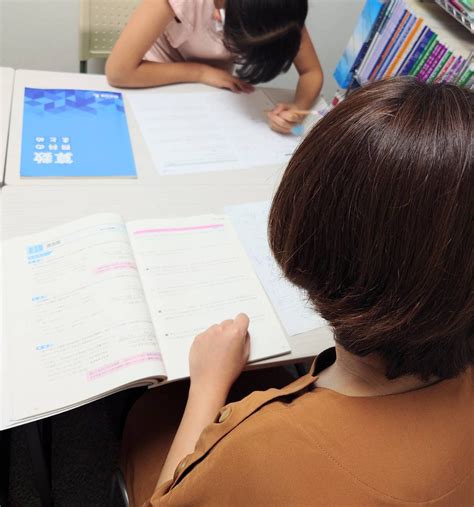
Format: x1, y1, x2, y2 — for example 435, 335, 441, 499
121, 77, 473, 506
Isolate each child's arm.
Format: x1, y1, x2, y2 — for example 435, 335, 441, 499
106, 0, 252, 92
267, 28, 324, 134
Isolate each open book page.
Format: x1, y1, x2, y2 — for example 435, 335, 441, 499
126, 89, 300, 175
226, 201, 327, 336
2, 214, 165, 426
127, 215, 291, 380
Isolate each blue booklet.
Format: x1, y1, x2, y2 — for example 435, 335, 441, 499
20, 88, 136, 177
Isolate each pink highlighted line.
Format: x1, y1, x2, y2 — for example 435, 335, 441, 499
87, 352, 162, 381
95, 261, 137, 274
134, 224, 224, 236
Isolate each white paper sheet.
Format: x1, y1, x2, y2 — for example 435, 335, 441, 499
126, 89, 302, 175
127, 215, 290, 379
226, 201, 327, 336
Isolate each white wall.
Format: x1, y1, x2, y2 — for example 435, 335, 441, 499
0, 0, 81, 72
0, 0, 364, 98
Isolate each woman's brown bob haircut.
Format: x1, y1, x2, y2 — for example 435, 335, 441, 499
269, 77, 473, 380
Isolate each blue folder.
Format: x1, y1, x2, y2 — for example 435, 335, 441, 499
20, 88, 136, 177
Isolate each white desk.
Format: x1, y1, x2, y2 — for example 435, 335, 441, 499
5, 69, 326, 188
1, 185, 335, 366
0, 68, 15, 186
3, 70, 333, 365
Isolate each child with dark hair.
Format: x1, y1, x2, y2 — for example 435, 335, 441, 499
106, 0, 323, 134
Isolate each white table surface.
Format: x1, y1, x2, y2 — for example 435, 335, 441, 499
5, 69, 326, 187
1, 184, 335, 367
0, 67, 15, 186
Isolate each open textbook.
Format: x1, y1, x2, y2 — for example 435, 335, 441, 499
0, 213, 292, 429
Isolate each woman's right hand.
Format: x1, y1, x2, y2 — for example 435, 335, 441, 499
199, 66, 254, 93
189, 313, 250, 399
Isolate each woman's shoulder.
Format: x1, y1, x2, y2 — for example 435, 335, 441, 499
201, 364, 473, 472
163, 370, 473, 506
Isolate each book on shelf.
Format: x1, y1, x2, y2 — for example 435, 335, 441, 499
410, 32, 439, 75
400, 27, 434, 73
376, 11, 417, 79
418, 42, 445, 79
428, 45, 451, 81
431, 50, 455, 80
358, 0, 405, 82
458, 65, 474, 84
391, 22, 428, 75
384, 17, 424, 76
369, 3, 409, 80
333, 0, 385, 88
335, 0, 474, 89
0, 212, 327, 430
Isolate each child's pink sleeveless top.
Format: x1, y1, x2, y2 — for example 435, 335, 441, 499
144, 0, 233, 71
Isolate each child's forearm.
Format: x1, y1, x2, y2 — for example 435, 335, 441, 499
294, 69, 324, 110
106, 60, 206, 89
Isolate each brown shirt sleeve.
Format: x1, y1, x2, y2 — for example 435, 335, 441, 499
144, 373, 318, 506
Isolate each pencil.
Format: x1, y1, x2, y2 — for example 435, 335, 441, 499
264, 109, 323, 116
291, 109, 321, 115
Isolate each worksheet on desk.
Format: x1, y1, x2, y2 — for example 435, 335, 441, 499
226, 201, 327, 336
126, 89, 301, 175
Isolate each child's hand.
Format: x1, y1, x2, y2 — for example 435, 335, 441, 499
189, 314, 250, 398
267, 103, 307, 134
199, 66, 254, 94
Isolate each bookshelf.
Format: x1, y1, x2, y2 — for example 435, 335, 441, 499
434, 0, 474, 33
333, 0, 474, 95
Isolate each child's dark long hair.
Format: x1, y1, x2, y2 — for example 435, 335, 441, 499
223, 0, 308, 84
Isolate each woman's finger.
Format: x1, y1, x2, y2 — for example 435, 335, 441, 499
234, 313, 250, 333
243, 333, 251, 357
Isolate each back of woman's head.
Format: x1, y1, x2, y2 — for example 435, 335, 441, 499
224, 0, 308, 84
269, 77, 473, 380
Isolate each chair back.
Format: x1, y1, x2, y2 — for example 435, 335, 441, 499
79, 0, 140, 61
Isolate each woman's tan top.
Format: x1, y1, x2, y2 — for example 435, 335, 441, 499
123, 349, 474, 506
